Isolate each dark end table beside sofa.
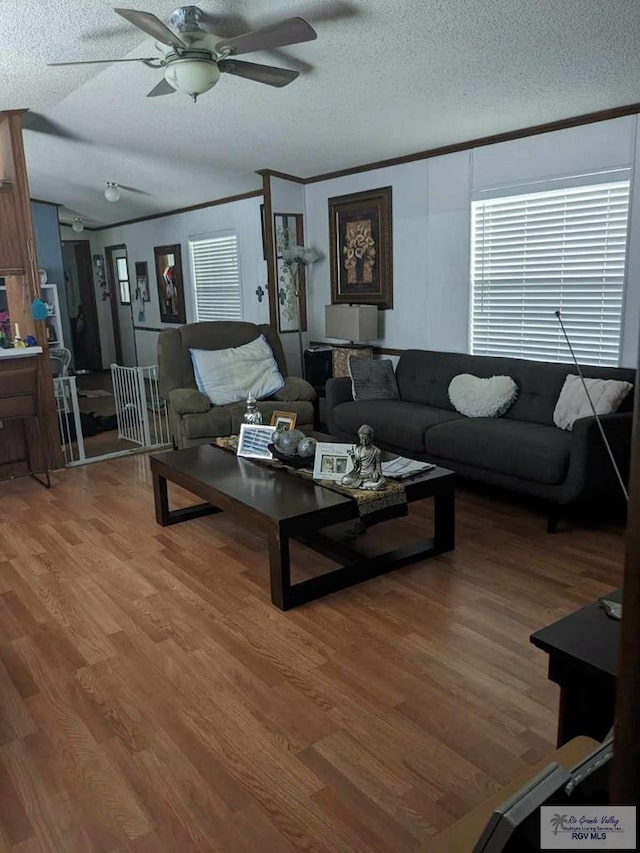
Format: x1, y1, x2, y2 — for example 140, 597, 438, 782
326, 350, 635, 530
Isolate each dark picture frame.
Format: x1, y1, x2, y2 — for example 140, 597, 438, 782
274, 212, 307, 333
134, 261, 150, 302
154, 244, 186, 325
328, 186, 393, 309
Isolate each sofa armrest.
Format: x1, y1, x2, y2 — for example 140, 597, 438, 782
274, 376, 316, 402
168, 388, 211, 415
326, 376, 353, 408
325, 376, 353, 436
562, 411, 632, 504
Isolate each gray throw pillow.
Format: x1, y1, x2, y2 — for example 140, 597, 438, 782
349, 356, 399, 401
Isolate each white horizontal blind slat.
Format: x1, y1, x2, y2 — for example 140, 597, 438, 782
470, 180, 630, 367
190, 234, 242, 322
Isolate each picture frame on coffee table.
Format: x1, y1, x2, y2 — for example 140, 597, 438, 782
313, 442, 355, 482
237, 424, 276, 460
270, 411, 298, 430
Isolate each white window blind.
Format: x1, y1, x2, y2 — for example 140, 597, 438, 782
471, 179, 630, 366
190, 234, 242, 321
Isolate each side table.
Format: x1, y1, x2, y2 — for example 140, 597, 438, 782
530, 590, 620, 746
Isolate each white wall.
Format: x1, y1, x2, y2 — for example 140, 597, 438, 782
90, 194, 269, 368
304, 115, 640, 367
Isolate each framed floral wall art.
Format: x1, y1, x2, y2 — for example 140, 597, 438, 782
328, 186, 393, 309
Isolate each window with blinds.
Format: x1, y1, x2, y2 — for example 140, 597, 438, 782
190, 233, 243, 322
470, 179, 631, 366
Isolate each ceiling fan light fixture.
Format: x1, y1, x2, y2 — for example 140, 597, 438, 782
71, 217, 84, 233
164, 58, 220, 101
105, 182, 121, 202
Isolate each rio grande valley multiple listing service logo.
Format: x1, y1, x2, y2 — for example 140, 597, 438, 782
541, 806, 637, 849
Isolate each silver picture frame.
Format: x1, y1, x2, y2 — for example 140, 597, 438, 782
237, 424, 276, 460
312, 441, 355, 482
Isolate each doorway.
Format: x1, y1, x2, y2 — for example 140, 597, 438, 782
61, 239, 102, 372
105, 244, 138, 367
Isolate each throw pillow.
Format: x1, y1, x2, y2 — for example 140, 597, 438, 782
349, 357, 399, 401
190, 334, 284, 406
448, 374, 518, 418
553, 374, 633, 431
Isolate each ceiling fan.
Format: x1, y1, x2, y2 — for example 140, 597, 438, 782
48, 5, 317, 102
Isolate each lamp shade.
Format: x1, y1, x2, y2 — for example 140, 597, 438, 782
325, 304, 378, 343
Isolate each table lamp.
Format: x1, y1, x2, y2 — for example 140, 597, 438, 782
325, 304, 378, 377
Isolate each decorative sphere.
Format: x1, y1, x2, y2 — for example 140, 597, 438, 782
273, 428, 305, 455
297, 437, 317, 458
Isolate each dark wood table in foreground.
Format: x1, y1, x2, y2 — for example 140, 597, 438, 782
530, 589, 621, 746
150, 445, 455, 610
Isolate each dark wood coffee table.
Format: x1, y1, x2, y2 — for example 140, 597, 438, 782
150, 445, 455, 610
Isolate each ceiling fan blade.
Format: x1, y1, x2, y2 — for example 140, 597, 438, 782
216, 17, 316, 56
48, 57, 157, 66
219, 60, 299, 87
146, 79, 176, 98
118, 184, 153, 195
291, 1, 358, 24
114, 8, 187, 50
22, 112, 85, 141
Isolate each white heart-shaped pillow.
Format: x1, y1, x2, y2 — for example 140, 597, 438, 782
448, 374, 518, 418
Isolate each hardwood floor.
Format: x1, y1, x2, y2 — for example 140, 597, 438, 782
0, 455, 625, 852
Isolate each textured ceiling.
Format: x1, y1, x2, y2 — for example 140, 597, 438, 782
2, 0, 640, 226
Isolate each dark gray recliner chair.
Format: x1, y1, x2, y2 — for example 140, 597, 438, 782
158, 321, 316, 449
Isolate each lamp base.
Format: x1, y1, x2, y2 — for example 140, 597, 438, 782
331, 344, 373, 377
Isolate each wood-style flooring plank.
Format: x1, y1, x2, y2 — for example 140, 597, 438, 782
0, 454, 625, 851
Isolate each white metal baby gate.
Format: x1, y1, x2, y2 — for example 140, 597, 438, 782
111, 364, 170, 449
55, 365, 170, 466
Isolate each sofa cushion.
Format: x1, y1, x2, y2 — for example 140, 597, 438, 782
553, 374, 633, 430
396, 350, 636, 426
349, 358, 399, 401
448, 374, 518, 417
190, 334, 284, 406
331, 400, 463, 452
424, 418, 572, 484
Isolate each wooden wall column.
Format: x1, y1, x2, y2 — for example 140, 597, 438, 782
0, 109, 62, 471
257, 170, 278, 329
612, 342, 640, 803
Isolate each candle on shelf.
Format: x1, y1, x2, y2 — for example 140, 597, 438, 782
14, 323, 20, 340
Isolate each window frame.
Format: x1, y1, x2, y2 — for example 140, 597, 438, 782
469, 175, 631, 367
116, 256, 131, 305
188, 229, 244, 323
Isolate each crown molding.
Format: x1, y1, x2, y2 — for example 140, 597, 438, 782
89, 189, 263, 232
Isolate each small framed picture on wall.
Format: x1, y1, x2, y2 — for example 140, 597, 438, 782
274, 212, 307, 334
134, 261, 150, 302
154, 244, 186, 324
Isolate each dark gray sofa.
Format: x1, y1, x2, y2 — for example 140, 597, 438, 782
326, 350, 635, 521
